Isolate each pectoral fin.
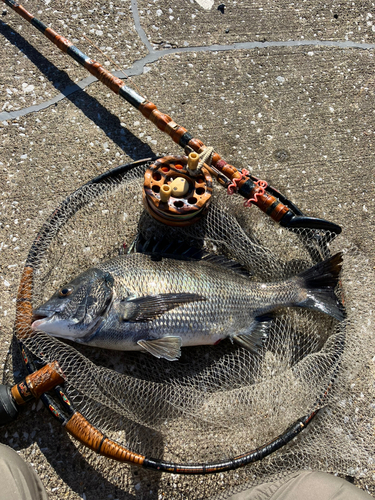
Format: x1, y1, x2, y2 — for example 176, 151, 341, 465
233, 316, 271, 354
137, 336, 182, 361
121, 293, 206, 322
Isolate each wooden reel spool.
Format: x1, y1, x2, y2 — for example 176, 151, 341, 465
143, 156, 213, 226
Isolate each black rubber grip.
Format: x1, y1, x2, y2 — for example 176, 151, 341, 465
0, 385, 19, 425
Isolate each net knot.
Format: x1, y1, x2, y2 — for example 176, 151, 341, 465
244, 179, 268, 207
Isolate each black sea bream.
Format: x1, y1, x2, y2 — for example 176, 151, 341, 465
32, 252, 344, 361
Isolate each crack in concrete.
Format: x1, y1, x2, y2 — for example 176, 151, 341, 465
1, 0, 375, 123
131, 0, 154, 54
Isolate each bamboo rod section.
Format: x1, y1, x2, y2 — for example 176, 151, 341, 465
2, 0, 298, 224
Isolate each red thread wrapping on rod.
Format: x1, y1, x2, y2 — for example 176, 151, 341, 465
227, 169, 250, 195
244, 179, 268, 207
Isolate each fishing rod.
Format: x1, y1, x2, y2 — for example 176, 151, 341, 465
2, 0, 341, 233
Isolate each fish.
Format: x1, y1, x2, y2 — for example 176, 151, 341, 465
32, 251, 345, 361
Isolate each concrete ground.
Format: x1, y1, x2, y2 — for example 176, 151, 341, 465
0, 0, 374, 498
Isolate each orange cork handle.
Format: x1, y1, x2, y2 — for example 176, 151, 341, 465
65, 412, 145, 465
15, 266, 34, 340
256, 192, 291, 222
140, 107, 291, 222
11, 361, 65, 405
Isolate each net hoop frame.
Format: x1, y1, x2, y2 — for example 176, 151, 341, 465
14, 158, 345, 474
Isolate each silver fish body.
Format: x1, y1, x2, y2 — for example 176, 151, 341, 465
32, 252, 344, 361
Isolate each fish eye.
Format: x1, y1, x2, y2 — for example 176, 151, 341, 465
59, 286, 73, 297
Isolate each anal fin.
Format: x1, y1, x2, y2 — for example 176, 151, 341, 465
137, 336, 182, 361
233, 316, 271, 354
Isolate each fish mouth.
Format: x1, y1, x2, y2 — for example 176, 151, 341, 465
31, 309, 104, 341
31, 312, 54, 331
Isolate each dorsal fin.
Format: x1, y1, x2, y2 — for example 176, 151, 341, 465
127, 234, 252, 278
200, 254, 251, 278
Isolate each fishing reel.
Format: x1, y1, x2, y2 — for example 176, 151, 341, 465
143, 154, 213, 226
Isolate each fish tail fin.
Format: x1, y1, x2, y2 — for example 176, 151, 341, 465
297, 252, 345, 321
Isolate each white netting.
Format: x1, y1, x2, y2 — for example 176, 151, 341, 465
14, 161, 375, 495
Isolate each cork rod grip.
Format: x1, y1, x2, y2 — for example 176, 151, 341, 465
65, 412, 145, 465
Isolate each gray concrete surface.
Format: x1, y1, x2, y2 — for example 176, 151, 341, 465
0, 0, 374, 498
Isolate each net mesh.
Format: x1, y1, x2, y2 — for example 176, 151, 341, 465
14, 161, 375, 495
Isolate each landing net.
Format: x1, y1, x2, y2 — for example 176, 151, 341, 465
14, 159, 375, 494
